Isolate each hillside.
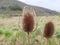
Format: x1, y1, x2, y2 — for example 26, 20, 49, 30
0, 0, 59, 16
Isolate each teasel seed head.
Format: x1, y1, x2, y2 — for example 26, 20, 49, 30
22, 6, 36, 33
43, 22, 54, 38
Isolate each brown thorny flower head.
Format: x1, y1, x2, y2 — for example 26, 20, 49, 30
43, 22, 54, 38
22, 6, 36, 33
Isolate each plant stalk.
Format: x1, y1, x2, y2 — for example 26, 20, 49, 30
27, 32, 30, 45
46, 38, 49, 45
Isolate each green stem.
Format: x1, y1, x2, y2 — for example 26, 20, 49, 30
46, 38, 49, 45
27, 32, 30, 45
59, 39, 60, 45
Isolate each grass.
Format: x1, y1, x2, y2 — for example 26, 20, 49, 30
0, 16, 60, 45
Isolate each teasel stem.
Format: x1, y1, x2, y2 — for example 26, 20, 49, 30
46, 38, 49, 45
58, 39, 60, 45
18, 15, 20, 30
27, 32, 30, 45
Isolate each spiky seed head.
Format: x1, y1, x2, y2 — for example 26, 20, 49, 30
22, 6, 36, 33
43, 22, 54, 38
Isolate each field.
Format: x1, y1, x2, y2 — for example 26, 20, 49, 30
0, 16, 60, 45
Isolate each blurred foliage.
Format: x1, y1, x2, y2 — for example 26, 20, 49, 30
0, 6, 6, 10
0, 16, 60, 45
0, 5, 22, 11
55, 30, 60, 39
8, 5, 22, 11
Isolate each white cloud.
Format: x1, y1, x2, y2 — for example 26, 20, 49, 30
47, 0, 60, 11
18, 0, 60, 11
18, 0, 48, 4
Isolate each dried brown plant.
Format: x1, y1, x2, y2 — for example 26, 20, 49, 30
22, 12, 35, 32
43, 22, 55, 45
22, 6, 36, 45
43, 22, 54, 38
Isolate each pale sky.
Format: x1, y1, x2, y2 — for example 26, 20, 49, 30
18, 0, 60, 12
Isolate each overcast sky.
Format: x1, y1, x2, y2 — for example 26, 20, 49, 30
18, 0, 60, 12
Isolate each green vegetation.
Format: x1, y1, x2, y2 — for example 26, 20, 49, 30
8, 5, 22, 11
0, 5, 22, 11
0, 16, 60, 45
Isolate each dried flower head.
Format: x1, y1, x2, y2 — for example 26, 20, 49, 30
22, 6, 36, 33
43, 22, 54, 38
